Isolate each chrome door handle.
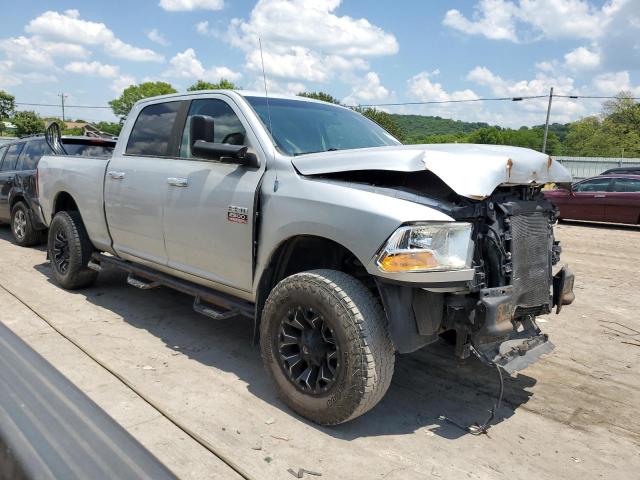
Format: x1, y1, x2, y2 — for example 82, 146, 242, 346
594, 194, 606, 198
167, 177, 188, 187
108, 171, 125, 180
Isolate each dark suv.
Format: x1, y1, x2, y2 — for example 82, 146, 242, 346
0, 136, 115, 246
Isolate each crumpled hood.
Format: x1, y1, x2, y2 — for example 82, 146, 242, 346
292, 144, 572, 199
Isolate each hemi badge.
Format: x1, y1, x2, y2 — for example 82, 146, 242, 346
228, 205, 248, 224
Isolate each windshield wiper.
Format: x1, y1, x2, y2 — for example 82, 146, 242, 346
293, 148, 339, 156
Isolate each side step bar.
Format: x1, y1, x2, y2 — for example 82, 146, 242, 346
91, 253, 254, 320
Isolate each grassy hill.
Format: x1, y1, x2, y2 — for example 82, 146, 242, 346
391, 114, 494, 142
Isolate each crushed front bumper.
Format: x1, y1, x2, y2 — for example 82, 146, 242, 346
472, 265, 575, 373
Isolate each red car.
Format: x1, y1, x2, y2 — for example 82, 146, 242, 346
544, 174, 640, 225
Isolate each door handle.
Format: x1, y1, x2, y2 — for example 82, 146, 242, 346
594, 194, 606, 198
108, 171, 125, 180
167, 177, 188, 187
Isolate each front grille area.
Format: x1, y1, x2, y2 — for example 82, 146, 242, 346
510, 212, 552, 314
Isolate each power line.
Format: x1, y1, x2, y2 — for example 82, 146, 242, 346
15, 102, 112, 109
352, 93, 640, 108
13, 92, 639, 111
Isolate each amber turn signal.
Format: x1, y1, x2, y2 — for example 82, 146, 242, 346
378, 251, 439, 272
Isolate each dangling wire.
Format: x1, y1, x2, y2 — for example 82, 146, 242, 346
439, 349, 505, 436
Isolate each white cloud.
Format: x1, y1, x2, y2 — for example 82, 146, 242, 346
0, 60, 57, 88
443, 0, 519, 41
0, 35, 89, 69
147, 29, 170, 47
409, 70, 478, 102
195, 21, 210, 34
163, 48, 241, 82
26, 10, 163, 62
159, 0, 224, 11
342, 72, 390, 105
591, 71, 640, 95
443, 0, 623, 42
111, 74, 136, 94
65, 61, 120, 78
228, 0, 398, 82
564, 46, 601, 70
465, 65, 589, 123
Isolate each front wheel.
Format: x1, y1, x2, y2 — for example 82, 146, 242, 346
47, 211, 98, 290
260, 269, 395, 425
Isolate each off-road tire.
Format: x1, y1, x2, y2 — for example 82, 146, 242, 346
260, 269, 395, 425
48, 211, 98, 289
11, 201, 42, 247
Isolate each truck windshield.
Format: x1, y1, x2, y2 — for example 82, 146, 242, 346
245, 96, 400, 156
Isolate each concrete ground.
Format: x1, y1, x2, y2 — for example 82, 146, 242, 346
0, 222, 638, 480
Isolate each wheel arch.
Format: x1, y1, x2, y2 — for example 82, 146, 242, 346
52, 191, 79, 215
254, 234, 376, 343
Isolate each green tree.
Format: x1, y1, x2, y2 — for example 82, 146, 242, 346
187, 79, 236, 91
297, 91, 341, 104
0, 90, 16, 135
109, 81, 177, 120
355, 107, 405, 142
13, 111, 45, 137
95, 121, 123, 136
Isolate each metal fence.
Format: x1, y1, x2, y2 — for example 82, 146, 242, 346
553, 156, 640, 180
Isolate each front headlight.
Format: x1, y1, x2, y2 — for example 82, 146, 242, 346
376, 222, 473, 273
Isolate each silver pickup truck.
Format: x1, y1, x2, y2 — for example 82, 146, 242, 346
37, 90, 575, 425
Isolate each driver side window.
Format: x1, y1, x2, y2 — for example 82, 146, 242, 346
180, 99, 247, 159
573, 178, 611, 192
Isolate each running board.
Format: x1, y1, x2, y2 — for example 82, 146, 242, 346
126, 274, 160, 290
91, 253, 254, 320
193, 296, 239, 320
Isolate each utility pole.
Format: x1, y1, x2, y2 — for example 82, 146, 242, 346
58, 93, 68, 123
542, 86, 553, 154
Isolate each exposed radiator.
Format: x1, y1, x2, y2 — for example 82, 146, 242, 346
510, 212, 552, 315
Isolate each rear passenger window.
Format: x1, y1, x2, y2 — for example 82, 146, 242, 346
18, 139, 53, 170
126, 102, 182, 157
0, 143, 25, 171
180, 99, 247, 159
0, 146, 7, 167
612, 178, 640, 192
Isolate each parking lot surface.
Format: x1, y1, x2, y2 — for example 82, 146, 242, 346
0, 222, 638, 479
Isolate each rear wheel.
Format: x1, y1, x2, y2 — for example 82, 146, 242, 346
48, 211, 98, 289
260, 269, 395, 425
11, 201, 42, 247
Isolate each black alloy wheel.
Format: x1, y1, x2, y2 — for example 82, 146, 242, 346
52, 229, 70, 274
277, 306, 340, 394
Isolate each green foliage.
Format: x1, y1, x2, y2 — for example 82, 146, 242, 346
393, 114, 492, 143
13, 111, 45, 137
464, 126, 562, 155
187, 79, 236, 91
563, 93, 640, 157
297, 91, 341, 104
355, 107, 405, 142
0, 90, 16, 134
109, 81, 177, 120
95, 121, 123, 136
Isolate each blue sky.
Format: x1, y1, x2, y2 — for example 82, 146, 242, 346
1, 0, 638, 127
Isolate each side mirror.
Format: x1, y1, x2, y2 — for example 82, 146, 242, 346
190, 115, 259, 168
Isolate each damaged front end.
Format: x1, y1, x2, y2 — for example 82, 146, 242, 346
442, 188, 575, 373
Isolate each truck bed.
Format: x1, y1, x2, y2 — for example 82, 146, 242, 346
38, 155, 113, 253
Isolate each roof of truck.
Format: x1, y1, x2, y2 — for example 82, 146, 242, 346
135, 89, 347, 107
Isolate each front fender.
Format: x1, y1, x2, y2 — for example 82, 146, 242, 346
253, 172, 454, 292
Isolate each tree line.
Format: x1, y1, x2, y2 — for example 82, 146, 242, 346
2, 81, 638, 158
